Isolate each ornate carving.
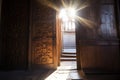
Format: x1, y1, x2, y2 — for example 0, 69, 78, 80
32, 39, 53, 64
31, 1, 55, 64
32, 22, 53, 38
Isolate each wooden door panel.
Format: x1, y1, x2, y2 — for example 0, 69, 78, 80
79, 45, 120, 72
76, 0, 120, 73
31, 0, 56, 69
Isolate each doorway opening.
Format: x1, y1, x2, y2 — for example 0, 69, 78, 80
58, 8, 77, 70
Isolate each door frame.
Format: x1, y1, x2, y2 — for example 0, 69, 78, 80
56, 12, 81, 70
56, 12, 62, 66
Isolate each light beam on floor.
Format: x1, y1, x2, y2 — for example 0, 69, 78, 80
45, 66, 83, 80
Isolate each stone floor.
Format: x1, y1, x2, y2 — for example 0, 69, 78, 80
0, 69, 52, 80
45, 61, 83, 80
0, 61, 120, 80
45, 69, 83, 80
0, 61, 83, 80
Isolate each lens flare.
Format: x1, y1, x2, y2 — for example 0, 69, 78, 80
59, 7, 76, 22
38, 0, 96, 28
68, 7, 76, 18
76, 16, 97, 29
37, 0, 59, 11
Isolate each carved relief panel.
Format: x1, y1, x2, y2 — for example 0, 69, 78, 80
31, 0, 56, 65
32, 39, 53, 64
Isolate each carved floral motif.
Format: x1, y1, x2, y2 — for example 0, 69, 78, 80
32, 1, 55, 64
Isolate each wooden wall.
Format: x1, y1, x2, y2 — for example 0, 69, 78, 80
78, 41, 120, 73
76, 0, 120, 73
114, 0, 120, 39
1, 0, 29, 70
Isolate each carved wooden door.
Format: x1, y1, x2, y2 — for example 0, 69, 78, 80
30, 0, 57, 69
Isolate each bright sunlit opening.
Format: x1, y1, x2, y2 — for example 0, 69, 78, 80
68, 7, 76, 18
59, 7, 76, 31
59, 9, 68, 21
39, 0, 95, 29
59, 7, 76, 21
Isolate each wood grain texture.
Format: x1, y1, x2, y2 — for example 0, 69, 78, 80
1, 0, 29, 69
79, 45, 120, 71
76, 0, 120, 73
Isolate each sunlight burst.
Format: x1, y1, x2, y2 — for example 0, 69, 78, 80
59, 7, 76, 21
38, 0, 96, 28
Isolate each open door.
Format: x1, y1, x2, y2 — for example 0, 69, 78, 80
76, 0, 120, 73
56, 7, 78, 69
30, 0, 58, 69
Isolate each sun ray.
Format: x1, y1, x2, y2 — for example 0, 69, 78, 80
76, 5, 88, 12
38, 0, 59, 11
69, 0, 73, 8
38, 0, 96, 29
61, 0, 68, 8
76, 0, 89, 11
76, 15, 96, 29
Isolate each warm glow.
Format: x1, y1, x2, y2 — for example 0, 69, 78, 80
68, 7, 76, 18
59, 9, 68, 21
59, 7, 76, 31
45, 66, 82, 80
38, 0, 95, 28
59, 7, 76, 21
45, 67, 71, 80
